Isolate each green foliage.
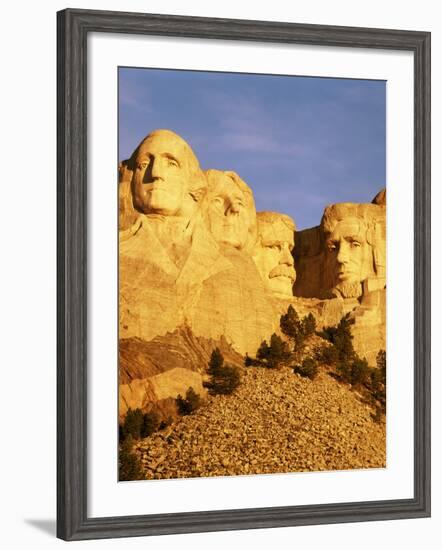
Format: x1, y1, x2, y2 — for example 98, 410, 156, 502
349, 357, 370, 386
206, 349, 241, 395
119, 435, 143, 481
294, 357, 318, 380
318, 315, 387, 419
256, 340, 271, 362
121, 408, 160, 442
280, 305, 301, 340
176, 387, 202, 415
316, 344, 339, 365
141, 411, 160, 437
121, 408, 144, 440
211, 364, 241, 395
376, 350, 387, 383
319, 315, 355, 362
256, 333, 291, 368
302, 313, 317, 337
280, 306, 317, 354
208, 348, 224, 376
244, 353, 261, 367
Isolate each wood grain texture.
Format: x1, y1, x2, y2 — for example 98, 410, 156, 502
56, 8, 431, 541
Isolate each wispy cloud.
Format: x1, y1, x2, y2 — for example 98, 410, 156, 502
119, 80, 153, 113
199, 89, 308, 156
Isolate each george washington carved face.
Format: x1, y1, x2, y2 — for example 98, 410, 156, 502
130, 129, 205, 218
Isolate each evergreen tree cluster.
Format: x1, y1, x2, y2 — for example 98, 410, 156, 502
293, 357, 319, 380
206, 348, 241, 395
245, 306, 317, 370
176, 387, 202, 415
119, 435, 143, 481
280, 305, 317, 354
317, 315, 386, 416
255, 333, 291, 368
120, 408, 160, 442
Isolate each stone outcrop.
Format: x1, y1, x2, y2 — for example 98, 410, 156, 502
372, 187, 386, 206
119, 326, 243, 419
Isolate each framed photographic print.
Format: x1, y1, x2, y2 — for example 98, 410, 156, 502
57, 8, 431, 541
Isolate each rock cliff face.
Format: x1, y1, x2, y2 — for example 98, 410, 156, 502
118, 129, 387, 422
119, 326, 243, 419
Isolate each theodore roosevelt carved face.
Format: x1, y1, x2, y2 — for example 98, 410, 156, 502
253, 212, 296, 297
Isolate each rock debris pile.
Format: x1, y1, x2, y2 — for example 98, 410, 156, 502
132, 366, 385, 480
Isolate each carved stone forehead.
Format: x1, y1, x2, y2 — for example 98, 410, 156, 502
328, 217, 365, 238
208, 172, 244, 197
136, 130, 189, 159
258, 219, 294, 244
321, 203, 380, 234
206, 170, 255, 209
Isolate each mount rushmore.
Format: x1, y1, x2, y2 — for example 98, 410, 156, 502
118, 129, 386, 417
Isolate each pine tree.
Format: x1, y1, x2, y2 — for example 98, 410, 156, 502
122, 408, 144, 440
256, 340, 270, 362
376, 350, 387, 385
280, 305, 301, 341
280, 305, 316, 353
177, 387, 202, 415
268, 333, 290, 367
119, 435, 143, 481
141, 411, 160, 438
294, 357, 318, 380
208, 347, 224, 376
302, 313, 317, 337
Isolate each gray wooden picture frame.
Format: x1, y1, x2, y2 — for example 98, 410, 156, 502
57, 8, 431, 541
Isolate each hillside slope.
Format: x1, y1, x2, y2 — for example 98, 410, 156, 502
132, 365, 386, 479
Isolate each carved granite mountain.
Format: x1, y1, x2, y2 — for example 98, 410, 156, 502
118, 127, 387, 426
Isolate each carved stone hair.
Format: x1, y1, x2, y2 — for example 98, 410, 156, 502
320, 202, 386, 277
256, 211, 296, 233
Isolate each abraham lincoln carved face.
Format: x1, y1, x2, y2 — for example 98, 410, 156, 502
321, 203, 383, 298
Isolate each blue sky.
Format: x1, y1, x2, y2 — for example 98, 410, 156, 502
119, 67, 385, 230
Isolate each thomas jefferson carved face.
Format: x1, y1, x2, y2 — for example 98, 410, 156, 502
205, 170, 255, 250
253, 213, 296, 297
131, 130, 199, 217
